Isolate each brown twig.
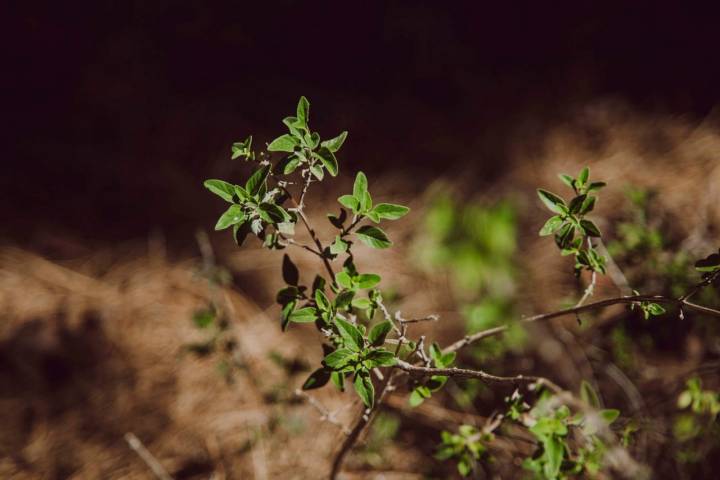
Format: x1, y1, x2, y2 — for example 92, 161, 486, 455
124, 432, 173, 480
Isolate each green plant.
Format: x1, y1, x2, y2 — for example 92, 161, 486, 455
203, 97, 720, 479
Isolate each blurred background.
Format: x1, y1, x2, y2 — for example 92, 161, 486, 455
2, 2, 720, 479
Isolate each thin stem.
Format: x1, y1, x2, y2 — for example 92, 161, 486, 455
442, 294, 720, 354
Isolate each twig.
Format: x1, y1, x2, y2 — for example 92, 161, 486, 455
295, 389, 351, 436
442, 294, 720, 355
124, 433, 173, 480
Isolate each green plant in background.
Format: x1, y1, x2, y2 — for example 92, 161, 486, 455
673, 376, 720, 464
202, 97, 720, 479
414, 194, 524, 362
538, 167, 606, 275
436, 424, 494, 476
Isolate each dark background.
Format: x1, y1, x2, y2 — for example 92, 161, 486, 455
5, 1, 720, 248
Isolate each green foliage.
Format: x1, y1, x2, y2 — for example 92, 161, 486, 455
514, 386, 619, 479
436, 425, 493, 477
408, 342, 456, 407
538, 167, 606, 275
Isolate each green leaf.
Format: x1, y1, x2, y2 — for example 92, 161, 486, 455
315, 147, 339, 176
338, 194, 360, 212
245, 165, 270, 195
282, 155, 301, 174
302, 368, 331, 390
600, 408, 620, 424
568, 194, 587, 214
580, 380, 601, 408
695, 251, 720, 272
321, 131, 348, 153
365, 349, 396, 367
353, 171, 368, 200
296, 96, 310, 125
369, 320, 392, 346
578, 166, 590, 185
282, 116, 303, 136
647, 303, 666, 316
579, 195, 596, 214
558, 174, 575, 189
537, 189, 567, 214
335, 290, 355, 309
231, 135, 253, 160
355, 225, 392, 249
282, 254, 299, 285
289, 307, 318, 323
215, 205, 246, 230
355, 273, 381, 289
267, 134, 298, 152
204, 179, 236, 202
539, 215, 564, 236
330, 236, 348, 255
354, 371, 375, 408
309, 163, 324, 180
361, 190, 373, 212
365, 210, 381, 223
323, 348, 355, 369
580, 219, 601, 237
258, 202, 288, 223
315, 289, 331, 312
331, 371, 345, 391
372, 203, 410, 220
587, 181, 607, 191
335, 318, 364, 351
409, 386, 431, 407
351, 297, 373, 309
192, 309, 215, 329
335, 271, 353, 289
543, 437, 564, 479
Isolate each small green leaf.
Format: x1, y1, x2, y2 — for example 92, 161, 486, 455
580, 195, 596, 214
580, 380, 601, 408
372, 203, 410, 220
366, 349, 397, 367
578, 166, 590, 185
647, 303, 666, 316
245, 165, 270, 195
258, 202, 288, 223
338, 194, 360, 212
330, 236, 348, 255
204, 179, 236, 202
537, 189, 567, 214
267, 134, 298, 152
321, 131, 348, 152
335, 290, 355, 309
539, 215, 564, 236
282, 155, 301, 174
369, 320, 392, 346
335, 318, 364, 351
600, 408, 620, 424
355, 225, 392, 249
302, 368, 331, 390
353, 171, 368, 200
315, 147, 339, 176
409, 386, 431, 407
580, 219, 601, 237
315, 289, 331, 312
323, 348, 355, 369
355, 273, 381, 289
296, 96, 310, 125
309, 163, 324, 180
192, 309, 215, 329
361, 190, 373, 212
568, 194, 587, 214
231, 135, 253, 160
335, 271, 354, 289
558, 174, 575, 189
354, 371, 375, 408
331, 371, 345, 391
695, 250, 720, 272
351, 297, 373, 309
289, 307, 318, 323
587, 181, 607, 191
215, 205, 246, 230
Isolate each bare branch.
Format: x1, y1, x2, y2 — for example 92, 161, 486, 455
124, 433, 173, 480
